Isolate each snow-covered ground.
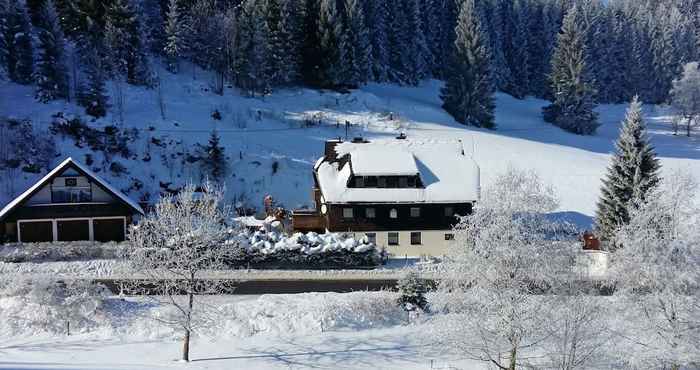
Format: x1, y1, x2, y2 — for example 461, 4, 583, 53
2, 67, 698, 227
0, 292, 482, 370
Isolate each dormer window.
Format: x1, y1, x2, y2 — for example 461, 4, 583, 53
355, 177, 364, 188
65, 178, 77, 187
378, 177, 387, 188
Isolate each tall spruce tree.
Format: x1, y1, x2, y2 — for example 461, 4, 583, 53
104, 0, 150, 85
595, 96, 661, 247
440, 0, 495, 129
164, 0, 184, 73
341, 0, 371, 86
203, 130, 226, 183
3, 0, 33, 84
317, 0, 342, 87
543, 5, 599, 135
35, 0, 69, 102
365, 0, 389, 81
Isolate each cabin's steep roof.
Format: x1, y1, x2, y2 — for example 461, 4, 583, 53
316, 139, 480, 204
0, 157, 144, 221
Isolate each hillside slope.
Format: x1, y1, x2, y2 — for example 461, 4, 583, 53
1, 68, 698, 226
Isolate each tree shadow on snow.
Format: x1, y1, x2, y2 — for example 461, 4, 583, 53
191, 334, 435, 368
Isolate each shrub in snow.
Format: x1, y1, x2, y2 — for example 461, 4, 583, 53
0, 276, 108, 336
396, 271, 429, 320
0, 241, 127, 263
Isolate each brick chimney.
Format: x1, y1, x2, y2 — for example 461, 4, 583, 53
324, 138, 342, 162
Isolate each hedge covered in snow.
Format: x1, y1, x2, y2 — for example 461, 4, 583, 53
0, 242, 126, 263
226, 230, 385, 269
1, 231, 383, 268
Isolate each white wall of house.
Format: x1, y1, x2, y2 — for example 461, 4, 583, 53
350, 230, 456, 257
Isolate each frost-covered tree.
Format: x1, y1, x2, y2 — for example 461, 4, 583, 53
396, 270, 429, 321
433, 168, 574, 370
612, 171, 700, 369
34, 0, 69, 102
594, 96, 661, 247
126, 183, 241, 362
163, 0, 185, 73
440, 0, 495, 129
2, 0, 33, 84
276, 0, 303, 85
543, 5, 599, 135
236, 0, 271, 96
670, 62, 700, 137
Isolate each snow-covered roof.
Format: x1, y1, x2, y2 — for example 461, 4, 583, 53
350, 148, 419, 176
316, 139, 480, 204
0, 157, 144, 221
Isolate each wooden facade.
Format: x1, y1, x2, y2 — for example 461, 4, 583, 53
0, 158, 144, 243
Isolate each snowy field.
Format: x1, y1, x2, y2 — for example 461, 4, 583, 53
2, 68, 699, 226
0, 292, 484, 370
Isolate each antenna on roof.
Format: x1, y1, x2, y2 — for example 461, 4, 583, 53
458, 139, 465, 155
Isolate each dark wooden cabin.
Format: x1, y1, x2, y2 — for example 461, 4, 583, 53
0, 157, 144, 243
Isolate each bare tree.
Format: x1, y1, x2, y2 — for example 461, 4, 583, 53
432, 168, 577, 370
670, 62, 700, 136
612, 170, 700, 369
126, 183, 241, 362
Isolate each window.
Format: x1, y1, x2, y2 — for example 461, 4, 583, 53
444, 206, 455, 217
365, 176, 378, 187
410, 207, 420, 218
355, 177, 365, 188
65, 178, 78, 187
388, 232, 399, 245
365, 232, 377, 244
365, 207, 376, 218
445, 233, 455, 241
399, 177, 408, 188
407, 176, 416, 188
378, 177, 387, 188
389, 208, 398, 219
387, 177, 398, 188
411, 232, 422, 245
343, 208, 354, 218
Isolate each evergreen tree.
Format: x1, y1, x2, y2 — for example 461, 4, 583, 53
35, 0, 69, 102
0, 0, 8, 75
236, 0, 271, 96
3, 0, 33, 84
276, 0, 303, 85
316, 0, 342, 87
366, 0, 389, 81
164, 0, 184, 73
440, 0, 495, 129
79, 42, 109, 118
341, 0, 371, 86
396, 271, 429, 317
203, 130, 226, 183
504, 0, 529, 98
403, 0, 429, 85
543, 5, 599, 135
594, 96, 661, 247
104, 0, 150, 85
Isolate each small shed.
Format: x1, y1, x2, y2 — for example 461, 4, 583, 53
0, 157, 144, 243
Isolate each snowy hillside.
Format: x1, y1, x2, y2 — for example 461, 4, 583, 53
2, 66, 699, 226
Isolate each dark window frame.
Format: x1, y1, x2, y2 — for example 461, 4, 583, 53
411, 232, 422, 245
410, 207, 420, 218
365, 207, 376, 219
388, 232, 399, 246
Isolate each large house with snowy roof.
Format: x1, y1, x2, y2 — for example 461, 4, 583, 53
0, 158, 144, 243
292, 137, 480, 257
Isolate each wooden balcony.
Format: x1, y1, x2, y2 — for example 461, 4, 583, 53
292, 209, 326, 233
